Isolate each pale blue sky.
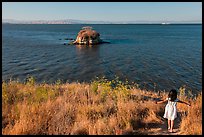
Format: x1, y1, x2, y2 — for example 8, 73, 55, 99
2, 2, 202, 22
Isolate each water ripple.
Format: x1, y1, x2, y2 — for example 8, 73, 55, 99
2, 24, 202, 94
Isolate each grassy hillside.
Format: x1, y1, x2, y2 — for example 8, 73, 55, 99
2, 77, 202, 135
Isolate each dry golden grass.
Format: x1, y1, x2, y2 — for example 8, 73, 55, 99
179, 92, 202, 135
2, 78, 202, 135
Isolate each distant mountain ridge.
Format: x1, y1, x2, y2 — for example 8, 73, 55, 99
2, 19, 202, 24
2, 19, 112, 24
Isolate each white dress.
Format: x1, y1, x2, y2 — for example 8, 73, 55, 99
163, 98, 179, 120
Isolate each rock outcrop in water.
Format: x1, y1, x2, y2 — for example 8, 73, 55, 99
68, 26, 109, 45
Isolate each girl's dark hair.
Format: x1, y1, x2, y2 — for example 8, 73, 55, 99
168, 89, 177, 101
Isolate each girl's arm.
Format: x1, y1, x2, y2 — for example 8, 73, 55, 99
155, 99, 167, 104
177, 100, 191, 106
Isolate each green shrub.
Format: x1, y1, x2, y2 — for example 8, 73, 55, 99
90, 81, 99, 94
26, 76, 35, 85
35, 87, 48, 103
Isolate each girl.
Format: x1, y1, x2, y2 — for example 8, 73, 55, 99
155, 89, 191, 133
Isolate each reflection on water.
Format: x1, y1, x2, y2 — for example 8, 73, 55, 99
76, 44, 100, 53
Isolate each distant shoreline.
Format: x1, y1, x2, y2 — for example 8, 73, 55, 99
2, 23, 202, 25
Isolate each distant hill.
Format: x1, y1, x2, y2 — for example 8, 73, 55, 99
2, 19, 112, 24
2, 19, 202, 24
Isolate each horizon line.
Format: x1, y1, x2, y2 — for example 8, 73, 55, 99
2, 23, 202, 25
2, 18, 202, 23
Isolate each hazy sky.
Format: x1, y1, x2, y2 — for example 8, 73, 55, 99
2, 2, 202, 22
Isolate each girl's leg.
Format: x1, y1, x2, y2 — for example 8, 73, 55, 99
170, 120, 174, 132
168, 120, 171, 130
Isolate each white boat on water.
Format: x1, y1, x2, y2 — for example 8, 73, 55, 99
161, 22, 170, 25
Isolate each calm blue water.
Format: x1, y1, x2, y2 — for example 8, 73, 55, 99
2, 24, 202, 94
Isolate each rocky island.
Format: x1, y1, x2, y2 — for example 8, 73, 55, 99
68, 26, 109, 45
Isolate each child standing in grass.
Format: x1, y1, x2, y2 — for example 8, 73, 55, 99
155, 89, 191, 133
